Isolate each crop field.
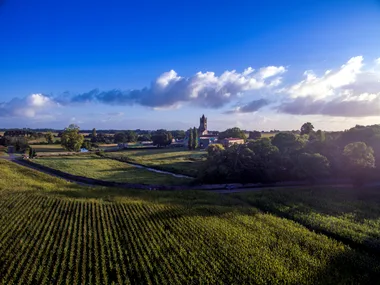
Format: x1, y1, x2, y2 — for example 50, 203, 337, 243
31, 144, 67, 153
232, 187, 380, 253
33, 155, 191, 185
104, 148, 206, 177
1, 160, 380, 284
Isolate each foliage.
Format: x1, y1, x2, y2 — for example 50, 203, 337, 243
1, 160, 380, 284
343, 142, 375, 185
28, 147, 37, 158
187, 128, 193, 150
292, 153, 330, 182
114, 131, 137, 143
207, 143, 225, 157
137, 134, 151, 141
151, 129, 173, 148
171, 130, 186, 140
44, 132, 54, 144
0, 136, 30, 151
192, 127, 198, 149
248, 131, 262, 140
272, 132, 306, 154
218, 127, 247, 140
91, 128, 97, 142
81, 140, 92, 150
300, 122, 314, 135
60, 125, 85, 152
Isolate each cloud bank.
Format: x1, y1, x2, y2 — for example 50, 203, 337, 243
2, 56, 380, 120
69, 66, 285, 109
278, 56, 380, 117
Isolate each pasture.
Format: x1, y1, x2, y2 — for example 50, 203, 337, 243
1, 159, 380, 284
104, 148, 207, 177
33, 155, 191, 185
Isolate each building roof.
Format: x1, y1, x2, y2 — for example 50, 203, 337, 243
222, 137, 244, 141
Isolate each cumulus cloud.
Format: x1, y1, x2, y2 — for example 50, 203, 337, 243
70, 67, 285, 109
224, 99, 270, 114
0, 94, 55, 118
278, 56, 380, 117
283, 56, 364, 99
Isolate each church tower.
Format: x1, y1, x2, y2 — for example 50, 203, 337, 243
199, 114, 208, 135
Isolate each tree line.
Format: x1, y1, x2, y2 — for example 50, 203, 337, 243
199, 123, 379, 186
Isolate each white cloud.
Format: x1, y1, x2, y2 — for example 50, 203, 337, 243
0, 93, 56, 118
285, 56, 364, 99
277, 56, 380, 117
258, 66, 286, 79
376, 58, 380, 65
71, 66, 286, 109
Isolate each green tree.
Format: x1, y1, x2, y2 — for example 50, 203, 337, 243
91, 128, 97, 138
137, 134, 151, 142
61, 125, 85, 152
187, 128, 193, 150
218, 127, 247, 140
152, 130, 172, 148
272, 132, 306, 154
192, 127, 198, 149
207, 143, 225, 157
300, 122, 314, 135
114, 132, 128, 143
293, 153, 330, 183
125, 130, 137, 143
343, 142, 375, 186
44, 132, 54, 144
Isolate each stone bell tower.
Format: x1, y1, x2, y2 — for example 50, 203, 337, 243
199, 114, 208, 135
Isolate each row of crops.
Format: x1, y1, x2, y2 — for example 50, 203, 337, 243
1, 187, 380, 284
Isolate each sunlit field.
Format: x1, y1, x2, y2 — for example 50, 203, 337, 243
104, 148, 207, 177
1, 160, 379, 284
33, 155, 190, 185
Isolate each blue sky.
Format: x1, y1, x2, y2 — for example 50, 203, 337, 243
1, 0, 380, 131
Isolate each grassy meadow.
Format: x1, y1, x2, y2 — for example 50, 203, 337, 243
232, 187, 380, 253
104, 148, 207, 177
33, 155, 191, 185
1, 159, 380, 284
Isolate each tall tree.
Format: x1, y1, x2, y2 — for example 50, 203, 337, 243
61, 125, 84, 152
343, 142, 375, 186
192, 127, 198, 149
152, 130, 172, 148
300, 122, 314, 135
188, 128, 193, 150
44, 132, 54, 144
92, 128, 97, 139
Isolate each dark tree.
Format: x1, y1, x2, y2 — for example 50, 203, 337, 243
300, 122, 314, 135
152, 130, 172, 148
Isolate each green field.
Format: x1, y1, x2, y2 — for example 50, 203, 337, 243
104, 148, 206, 177
32, 144, 67, 153
232, 187, 380, 252
1, 159, 380, 284
33, 155, 190, 185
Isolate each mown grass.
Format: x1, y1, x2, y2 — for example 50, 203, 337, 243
232, 187, 380, 253
1, 159, 380, 284
104, 148, 206, 177
33, 155, 191, 185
